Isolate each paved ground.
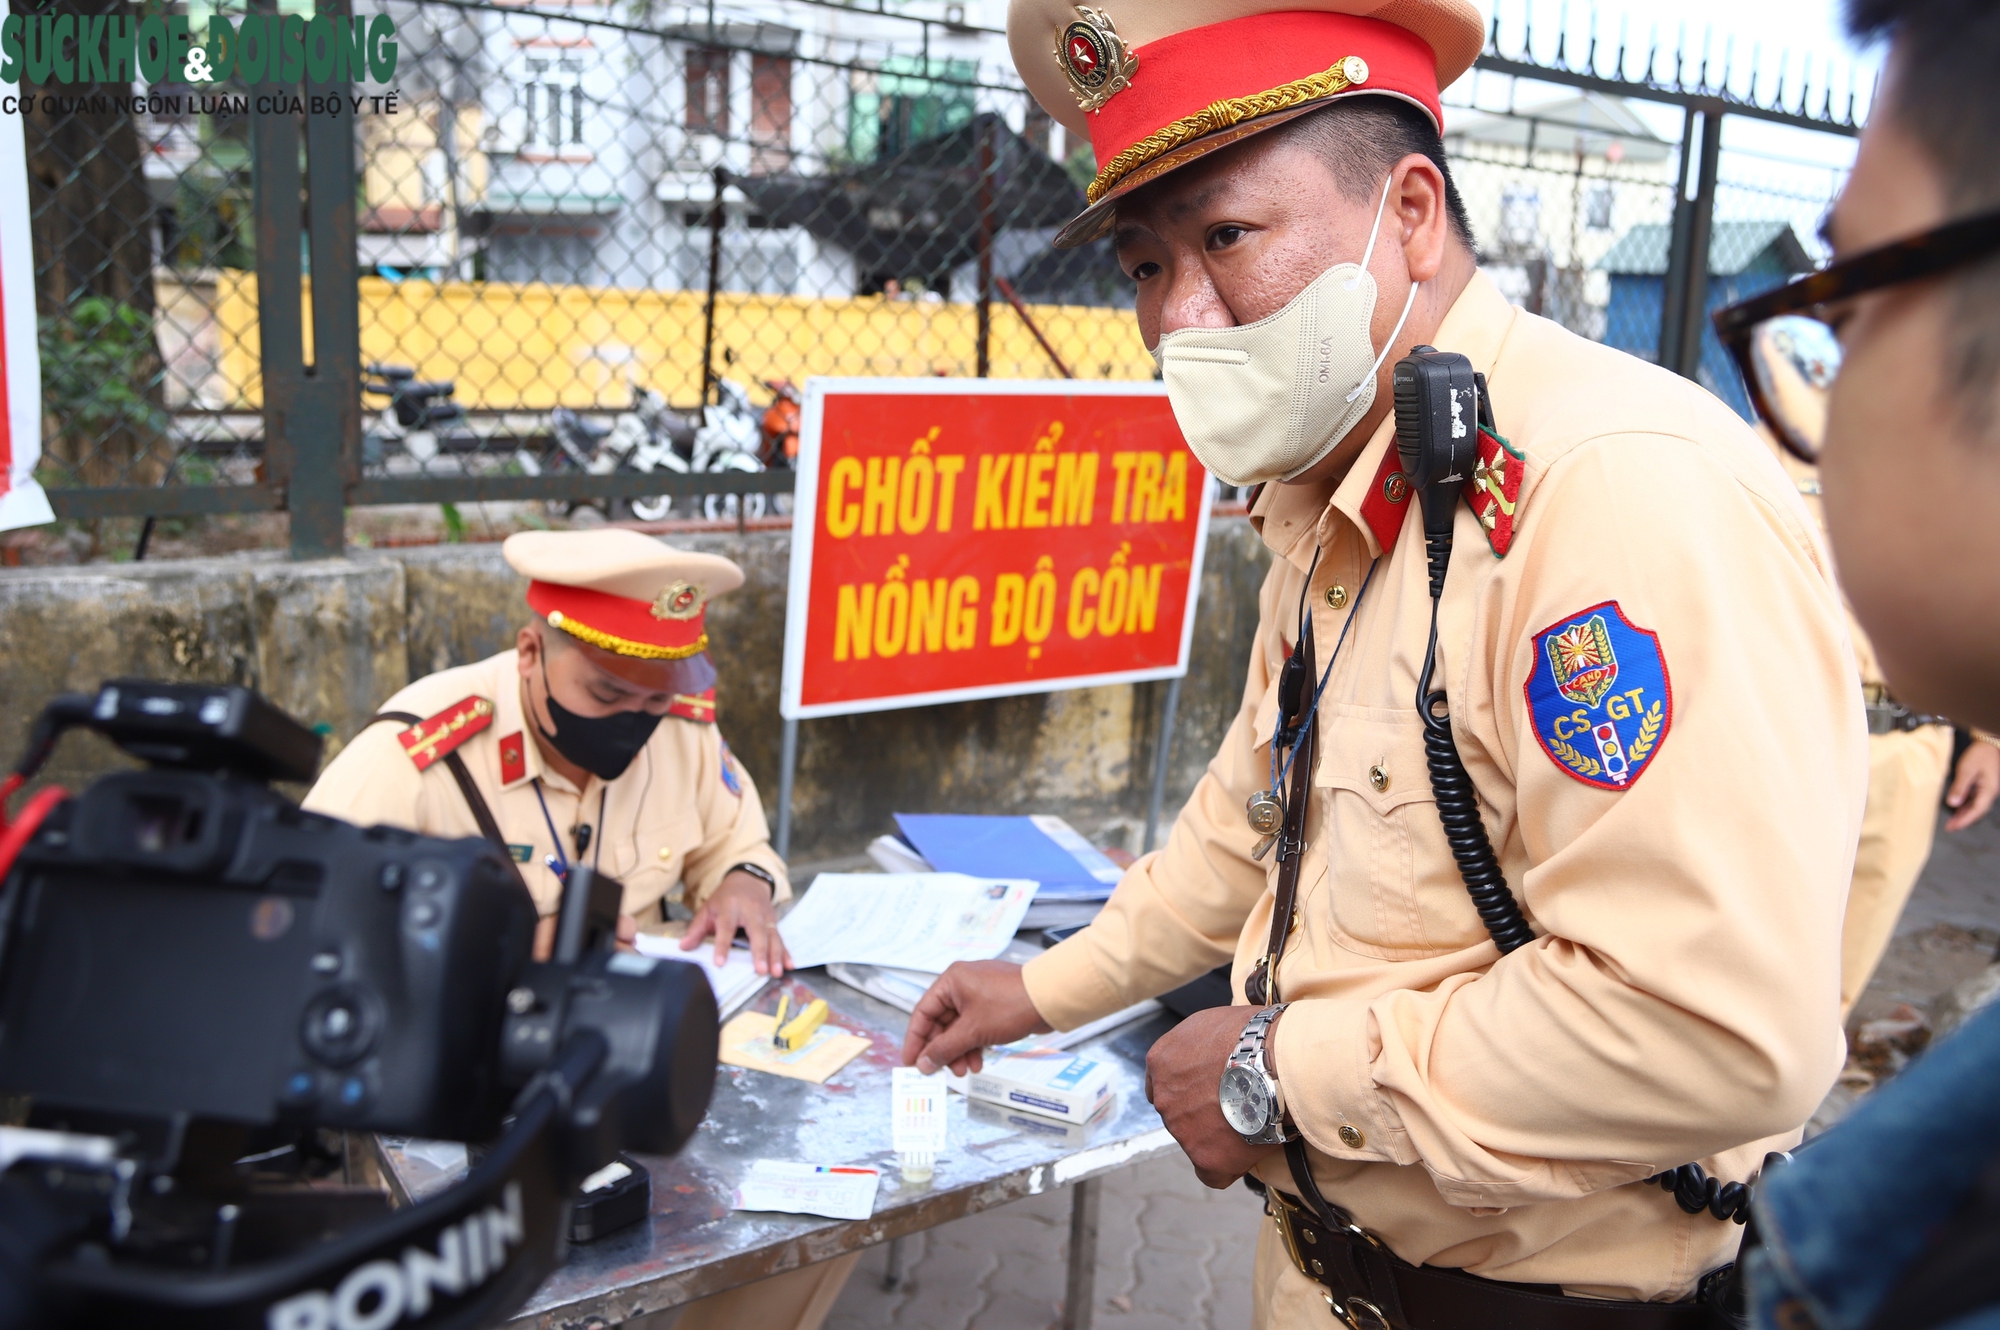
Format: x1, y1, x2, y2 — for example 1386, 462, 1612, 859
824, 811, 2000, 1330
825, 1153, 1262, 1330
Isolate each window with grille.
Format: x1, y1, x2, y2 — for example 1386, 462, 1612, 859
687, 46, 730, 136
750, 53, 793, 171
523, 58, 583, 147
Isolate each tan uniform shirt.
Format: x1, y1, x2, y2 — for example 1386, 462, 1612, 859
303, 650, 790, 919
1023, 272, 1867, 1300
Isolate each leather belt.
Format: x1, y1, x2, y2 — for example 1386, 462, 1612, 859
1254, 1180, 1722, 1330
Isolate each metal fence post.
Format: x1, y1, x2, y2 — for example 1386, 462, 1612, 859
294, 10, 361, 559
700, 165, 726, 412
1657, 106, 1698, 371
1671, 110, 1725, 384
251, 2, 355, 561
975, 118, 994, 378
251, 41, 306, 532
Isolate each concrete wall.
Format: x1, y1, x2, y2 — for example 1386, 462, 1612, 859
0, 520, 1271, 862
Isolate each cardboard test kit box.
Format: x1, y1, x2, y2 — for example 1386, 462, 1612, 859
966, 1048, 1114, 1122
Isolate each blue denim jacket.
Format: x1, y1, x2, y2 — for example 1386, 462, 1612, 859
1748, 999, 2000, 1330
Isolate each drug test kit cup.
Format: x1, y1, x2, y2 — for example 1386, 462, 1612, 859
892, 1066, 947, 1186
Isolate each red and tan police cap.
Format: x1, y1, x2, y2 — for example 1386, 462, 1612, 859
1011, 0, 1485, 247
502, 529, 743, 661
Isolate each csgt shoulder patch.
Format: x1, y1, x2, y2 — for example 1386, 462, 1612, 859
1524, 602, 1671, 790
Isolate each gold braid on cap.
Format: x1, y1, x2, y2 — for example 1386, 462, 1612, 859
547, 609, 710, 660
1086, 57, 1361, 204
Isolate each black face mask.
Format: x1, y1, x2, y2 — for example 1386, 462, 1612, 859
536, 660, 662, 781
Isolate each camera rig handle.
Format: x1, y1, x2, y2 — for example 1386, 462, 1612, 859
15, 1030, 612, 1330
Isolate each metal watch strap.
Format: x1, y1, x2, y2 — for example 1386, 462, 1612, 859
1234, 1003, 1288, 1070
1247, 620, 1316, 1006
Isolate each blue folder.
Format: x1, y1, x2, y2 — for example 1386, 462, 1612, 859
893, 814, 1123, 900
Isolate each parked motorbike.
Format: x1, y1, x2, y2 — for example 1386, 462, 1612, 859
760, 378, 801, 470
526, 381, 767, 523
362, 363, 477, 464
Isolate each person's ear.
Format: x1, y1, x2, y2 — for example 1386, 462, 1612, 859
517, 623, 543, 680
1391, 153, 1450, 285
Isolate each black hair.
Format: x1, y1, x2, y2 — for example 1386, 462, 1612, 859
1848, 0, 2000, 214
1278, 96, 1477, 249
1848, 0, 2000, 425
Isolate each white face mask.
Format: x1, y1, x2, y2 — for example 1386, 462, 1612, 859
1154, 176, 1420, 488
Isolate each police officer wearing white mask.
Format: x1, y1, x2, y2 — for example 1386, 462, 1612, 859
905, 1, 1868, 1324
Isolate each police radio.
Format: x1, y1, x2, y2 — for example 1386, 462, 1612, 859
1392, 348, 1535, 954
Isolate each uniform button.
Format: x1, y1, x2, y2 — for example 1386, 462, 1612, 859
1368, 764, 1389, 792
1339, 1124, 1365, 1149
1325, 584, 1348, 609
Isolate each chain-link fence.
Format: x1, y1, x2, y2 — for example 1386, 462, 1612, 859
19, 0, 1859, 548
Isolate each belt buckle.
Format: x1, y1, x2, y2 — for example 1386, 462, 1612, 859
1265, 1186, 1313, 1274
1339, 1298, 1391, 1330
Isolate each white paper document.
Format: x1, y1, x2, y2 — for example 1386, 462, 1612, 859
634, 935, 771, 1017
733, 1160, 881, 1221
778, 873, 1037, 973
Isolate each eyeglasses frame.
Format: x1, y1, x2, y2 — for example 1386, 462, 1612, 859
1711, 208, 2000, 460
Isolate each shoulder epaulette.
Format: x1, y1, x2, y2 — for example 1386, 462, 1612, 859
668, 689, 717, 724
397, 695, 495, 771
1466, 425, 1524, 557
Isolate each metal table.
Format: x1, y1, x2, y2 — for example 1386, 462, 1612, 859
379, 967, 1181, 1330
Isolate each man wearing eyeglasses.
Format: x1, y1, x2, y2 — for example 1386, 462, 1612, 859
1712, 0, 2000, 1017
1715, 1, 2000, 1324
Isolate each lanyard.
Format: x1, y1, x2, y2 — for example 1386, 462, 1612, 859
1267, 557, 1379, 797
532, 781, 606, 883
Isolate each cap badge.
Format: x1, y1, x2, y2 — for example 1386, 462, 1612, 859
651, 580, 705, 621
1056, 6, 1137, 114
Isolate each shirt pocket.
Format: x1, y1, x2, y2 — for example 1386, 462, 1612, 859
1315, 703, 1491, 955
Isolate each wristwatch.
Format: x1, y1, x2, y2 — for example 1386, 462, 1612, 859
1218, 1003, 1293, 1145
727, 862, 779, 896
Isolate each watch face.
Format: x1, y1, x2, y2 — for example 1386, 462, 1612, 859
1219, 1063, 1274, 1137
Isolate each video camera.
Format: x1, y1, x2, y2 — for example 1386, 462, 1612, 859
0, 681, 719, 1329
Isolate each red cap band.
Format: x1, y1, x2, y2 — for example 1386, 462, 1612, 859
527, 580, 709, 660
1086, 13, 1442, 201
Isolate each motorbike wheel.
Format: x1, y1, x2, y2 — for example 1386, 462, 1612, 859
701, 492, 766, 522
626, 494, 675, 523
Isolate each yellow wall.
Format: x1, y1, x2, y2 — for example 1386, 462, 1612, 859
207, 273, 1153, 410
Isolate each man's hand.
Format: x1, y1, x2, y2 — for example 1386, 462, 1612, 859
1945, 740, 2000, 832
682, 870, 791, 975
902, 961, 1051, 1075
1145, 1005, 1281, 1189
533, 910, 638, 961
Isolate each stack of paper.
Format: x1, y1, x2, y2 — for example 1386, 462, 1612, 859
777, 873, 1036, 973
633, 935, 772, 1018
891, 814, 1125, 930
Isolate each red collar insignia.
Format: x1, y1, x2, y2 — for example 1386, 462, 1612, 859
1357, 443, 1413, 555
497, 731, 527, 785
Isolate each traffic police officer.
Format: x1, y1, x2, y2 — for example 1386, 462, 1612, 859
905, 1, 1867, 1322
305, 528, 859, 1330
